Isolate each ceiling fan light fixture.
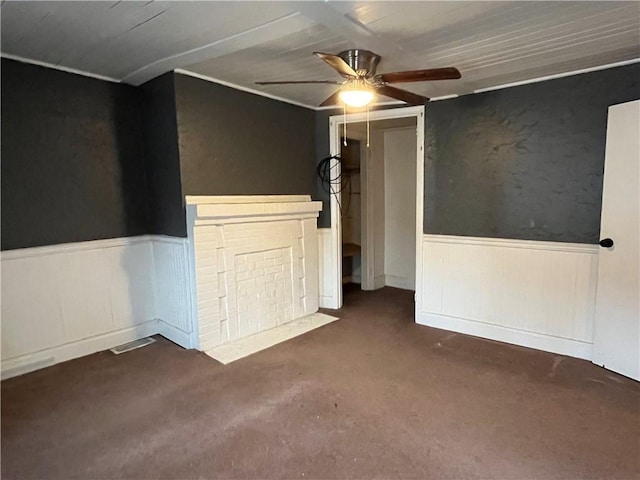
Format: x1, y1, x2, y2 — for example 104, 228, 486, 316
338, 87, 374, 108
257, 49, 460, 107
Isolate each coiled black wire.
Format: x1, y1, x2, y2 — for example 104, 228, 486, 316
316, 154, 351, 216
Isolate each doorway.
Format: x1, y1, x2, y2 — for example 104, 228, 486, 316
339, 118, 418, 297
339, 138, 363, 287
328, 106, 425, 310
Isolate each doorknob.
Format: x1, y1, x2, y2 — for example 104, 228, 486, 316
599, 238, 614, 248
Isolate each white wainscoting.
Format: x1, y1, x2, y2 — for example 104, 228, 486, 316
4, 229, 597, 378
2, 221, 326, 379
151, 236, 196, 349
1, 237, 157, 379
418, 234, 599, 360
318, 228, 336, 309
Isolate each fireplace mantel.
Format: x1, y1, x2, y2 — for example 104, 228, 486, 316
186, 195, 322, 224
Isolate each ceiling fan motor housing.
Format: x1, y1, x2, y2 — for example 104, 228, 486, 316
338, 49, 380, 78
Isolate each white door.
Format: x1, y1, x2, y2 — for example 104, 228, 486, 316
592, 100, 640, 381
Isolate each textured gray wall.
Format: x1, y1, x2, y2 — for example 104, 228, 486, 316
424, 63, 640, 243
1, 59, 149, 250
315, 64, 640, 242
174, 74, 317, 198
6, 59, 635, 249
141, 73, 186, 237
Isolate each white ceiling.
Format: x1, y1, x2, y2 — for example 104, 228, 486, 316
2, 1, 639, 109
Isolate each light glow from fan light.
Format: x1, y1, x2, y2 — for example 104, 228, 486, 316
339, 88, 374, 107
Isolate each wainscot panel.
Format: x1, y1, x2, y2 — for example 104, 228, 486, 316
1, 237, 156, 379
317, 228, 337, 309
151, 236, 196, 348
418, 234, 599, 359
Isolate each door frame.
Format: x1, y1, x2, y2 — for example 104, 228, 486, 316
327, 105, 425, 311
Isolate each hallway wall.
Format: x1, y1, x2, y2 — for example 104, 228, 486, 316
384, 127, 417, 290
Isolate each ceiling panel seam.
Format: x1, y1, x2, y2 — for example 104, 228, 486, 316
121, 11, 314, 86
400, 4, 637, 59
290, 1, 418, 71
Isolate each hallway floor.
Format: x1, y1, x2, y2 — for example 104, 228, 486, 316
2, 285, 639, 479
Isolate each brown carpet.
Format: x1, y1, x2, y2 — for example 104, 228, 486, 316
2, 285, 639, 479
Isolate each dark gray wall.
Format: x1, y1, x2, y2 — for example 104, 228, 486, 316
315, 64, 640, 242
174, 74, 316, 197
140, 73, 186, 237
1, 58, 149, 250
425, 63, 640, 243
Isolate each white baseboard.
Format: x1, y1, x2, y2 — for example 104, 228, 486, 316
1, 320, 159, 380
319, 295, 339, 310
373, 274, 386, 290
156, 319, 193, 349
417, 312, 593, 360
385, 274, 414, 290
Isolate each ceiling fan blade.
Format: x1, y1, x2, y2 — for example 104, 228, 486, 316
314, 52, 358, 78
380, 67, 461, 83
319, 90, 342, 107
255, 80, 342, 85
377, 85, 429, 105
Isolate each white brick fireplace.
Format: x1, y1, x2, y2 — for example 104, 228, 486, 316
185, 195, 323, 352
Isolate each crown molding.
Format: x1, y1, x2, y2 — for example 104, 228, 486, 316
174, 68, 318, 111
1, 53, 121, 83
473, 58, 640, 94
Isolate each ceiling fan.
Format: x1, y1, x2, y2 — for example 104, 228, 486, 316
255, 49, 461, 107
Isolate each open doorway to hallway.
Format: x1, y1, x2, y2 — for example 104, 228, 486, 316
339, 117, 418, 304
322, 105, 425, 311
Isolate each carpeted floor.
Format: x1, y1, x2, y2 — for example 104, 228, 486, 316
2, 285, 639, 479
